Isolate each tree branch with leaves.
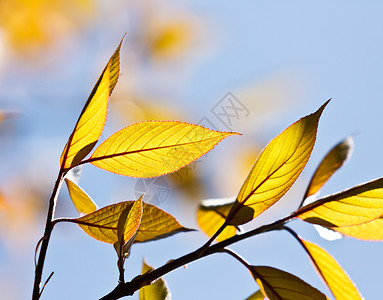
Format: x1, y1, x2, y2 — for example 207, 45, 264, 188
32, 38, 383, 300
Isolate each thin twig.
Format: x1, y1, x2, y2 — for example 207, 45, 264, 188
39, 272, 54, 297
221, 248, 252, 270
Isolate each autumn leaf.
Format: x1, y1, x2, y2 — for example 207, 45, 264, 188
139, 261, 170, 300
197, 198, 239, 242
303, 137, 353, 199
114, 203, 140, 260
245, 290, 265, 300
60, 38, 123, 170
333, 217, 383, 241
75, 197, 143, 244
226, 100, 329, 225
135, 202, 194, 243
297, 178, 383, 227
250, 266, 327, 300
64, 178, 97, 215
299, 239, 362, 300
88, 121, 238, 178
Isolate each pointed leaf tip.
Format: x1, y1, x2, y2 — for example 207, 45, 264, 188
65, 178, 97, 215
89, 121, 239, 178
304, 136, 353, 199
60, 39, 123, 169
300, 239, 362, 300
135, 202, 194, 243
226, 101, 329, 225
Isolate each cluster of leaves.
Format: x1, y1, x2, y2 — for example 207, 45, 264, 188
33, 39, 383, 300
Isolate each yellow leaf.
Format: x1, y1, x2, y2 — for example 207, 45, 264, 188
197, 198, 238, 242
139, 261, 170, 300
64, 178, 97, 214
304, 137, 353, 199
135, 202, 194, 243
298, 178, 383, 227
250, 266, 327, 300
245, 290, 265, 300
60, 38, 122, 169
227, 100, 329, 225
89, 121, 238, 178
333, 217, 383, 241
76, 197, 143, 244
300, 239, 362, 300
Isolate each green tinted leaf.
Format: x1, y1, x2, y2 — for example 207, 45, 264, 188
245, 290, 265, 300
250, 266, 327, 300
139, 261, 171, 300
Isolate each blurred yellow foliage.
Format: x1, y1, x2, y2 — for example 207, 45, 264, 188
145, 19, 194, 60
0, 0, 94, 55
0, 179, 46, 247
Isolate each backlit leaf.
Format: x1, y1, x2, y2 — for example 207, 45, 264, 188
139, 261, 170, 300
76, 197, 143, 244
197, 198, 238, 242
64, 178, 97, 215
60, 38, 122, 169
245, 290, 265, 300
89, 121, 238, 178
334, 217, 383, 240
135, 202, 194, 243
227, 100, 329, 225
300, 239, 362, 300
298, 178, 383, 227
304, 137, 353, 199
250, 266, 327, 300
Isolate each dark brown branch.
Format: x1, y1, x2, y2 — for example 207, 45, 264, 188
32, 170, 66, 300
100, 211, 298, 300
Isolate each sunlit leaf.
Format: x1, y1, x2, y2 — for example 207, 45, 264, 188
244, 290, 265, 300
135, 202, 194, 243
298, 178, 383, 227
64, 178, 97, 215
304, 137, 353, 199
60, 38, 122, 169
300, 239, 362, 300
333, 217, 383, 240
227, 100, 329, 225
76, 197, 143, 244
197, 198, 238, 242
250, 266, 327, 300
114, 202, 139, 259
139, 261, 170, 300
89, 121, 238, 178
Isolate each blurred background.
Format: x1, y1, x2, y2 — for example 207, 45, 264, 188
1, 1, 383, 299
